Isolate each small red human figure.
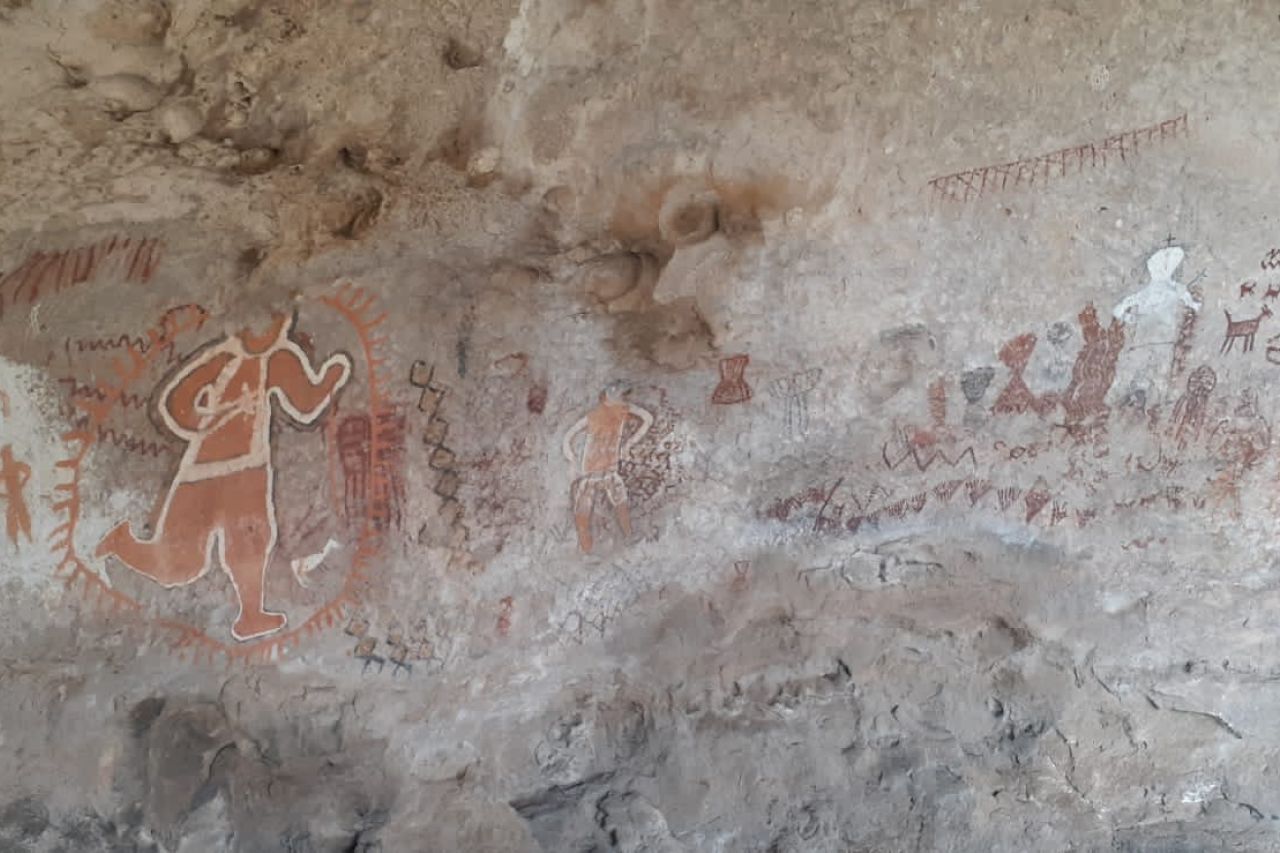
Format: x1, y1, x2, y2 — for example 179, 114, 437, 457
0, 445, 32, 547
1207, 388, 1272, 514
1169, 365, 1216, 448
95, 313, 352, 641
496, 596, 515, 636
562, 383, 654, 553
1060, 304, 1125, 425
527, 384, 549, 414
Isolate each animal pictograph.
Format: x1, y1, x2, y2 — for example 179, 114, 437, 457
1221, 305, 1272, 354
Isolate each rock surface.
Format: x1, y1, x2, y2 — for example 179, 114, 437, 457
1, 1, 1280, 851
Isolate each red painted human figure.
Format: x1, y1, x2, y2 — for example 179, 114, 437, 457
95, 314, 351, 640
562, 384, 653, 553
0, 445, 31, 547
1060, 303, 1125, 425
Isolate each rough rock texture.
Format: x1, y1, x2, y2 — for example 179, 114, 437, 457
2, 1, 1280, 851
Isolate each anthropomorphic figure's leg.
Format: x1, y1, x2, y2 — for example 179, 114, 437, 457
95, 480, 218, 586
13, 460, 31, 543
612, 501, 633, 539
217, 467, 286, 640
606, 475, 633, 540
572, 478, 596, 553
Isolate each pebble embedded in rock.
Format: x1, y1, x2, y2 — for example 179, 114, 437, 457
467, 146, 501, 182
157, 101, 205, 144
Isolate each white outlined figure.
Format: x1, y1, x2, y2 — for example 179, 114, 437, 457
769, 367, 822, 440
95, 313, 352, 640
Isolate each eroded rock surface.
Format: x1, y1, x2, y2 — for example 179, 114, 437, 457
2, 1, 1280, 851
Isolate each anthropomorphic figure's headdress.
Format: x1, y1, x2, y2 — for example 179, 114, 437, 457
1147, 246, 1185, 282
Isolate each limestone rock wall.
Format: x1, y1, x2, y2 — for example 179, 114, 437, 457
2, 1, 1280, 851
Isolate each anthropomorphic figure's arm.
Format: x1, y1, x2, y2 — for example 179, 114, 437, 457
1113, 294, 1140, 323
562, 416, 588, 467
161, 348, 237, 438
1078, 305, 1102, 343
267, 345, 352, 424
622, 405, 653, 456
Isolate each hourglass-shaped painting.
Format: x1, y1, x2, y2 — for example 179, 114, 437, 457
711, 354, 752, 405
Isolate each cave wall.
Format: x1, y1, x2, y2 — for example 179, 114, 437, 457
2, 1, 1280, 851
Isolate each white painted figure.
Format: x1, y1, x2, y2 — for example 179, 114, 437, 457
1109, 246, 1200, 409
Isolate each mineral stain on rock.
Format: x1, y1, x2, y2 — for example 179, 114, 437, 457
0, 797, 49, 841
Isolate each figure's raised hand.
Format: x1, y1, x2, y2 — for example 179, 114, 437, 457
324, 354, 353, 392
268, 347, 354, 425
